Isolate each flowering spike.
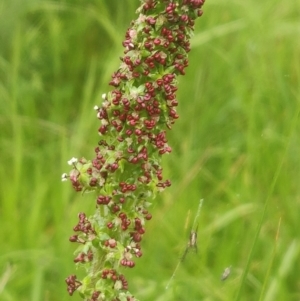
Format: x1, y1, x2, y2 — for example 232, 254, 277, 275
63, 0, 206, 300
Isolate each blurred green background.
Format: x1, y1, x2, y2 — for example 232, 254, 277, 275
1, 0, 300, 300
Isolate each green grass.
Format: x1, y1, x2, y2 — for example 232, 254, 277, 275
1, 0, 300, 300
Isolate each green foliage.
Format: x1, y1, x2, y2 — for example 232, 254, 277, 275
0, 0, 299, 300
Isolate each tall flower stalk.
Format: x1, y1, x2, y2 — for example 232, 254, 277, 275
63, 0, 205, 300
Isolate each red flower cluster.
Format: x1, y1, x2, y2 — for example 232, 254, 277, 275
64, 0, 205, 300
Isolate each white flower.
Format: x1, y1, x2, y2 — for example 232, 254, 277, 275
61, 173, 68, 181
102, 100, 109, 108
129, 29, 137, 40
67, 157, 78, 165
94, 105, 99, 110
101, 119, 109, 126
101, 93, 106, 100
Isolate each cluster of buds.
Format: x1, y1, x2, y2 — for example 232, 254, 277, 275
65, 275, 81, 296
120, 243, 143, 268
63, 0, 205, 300
69, 212, 97, 244
73, 250, 93, 263
101, 269, 129, 291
